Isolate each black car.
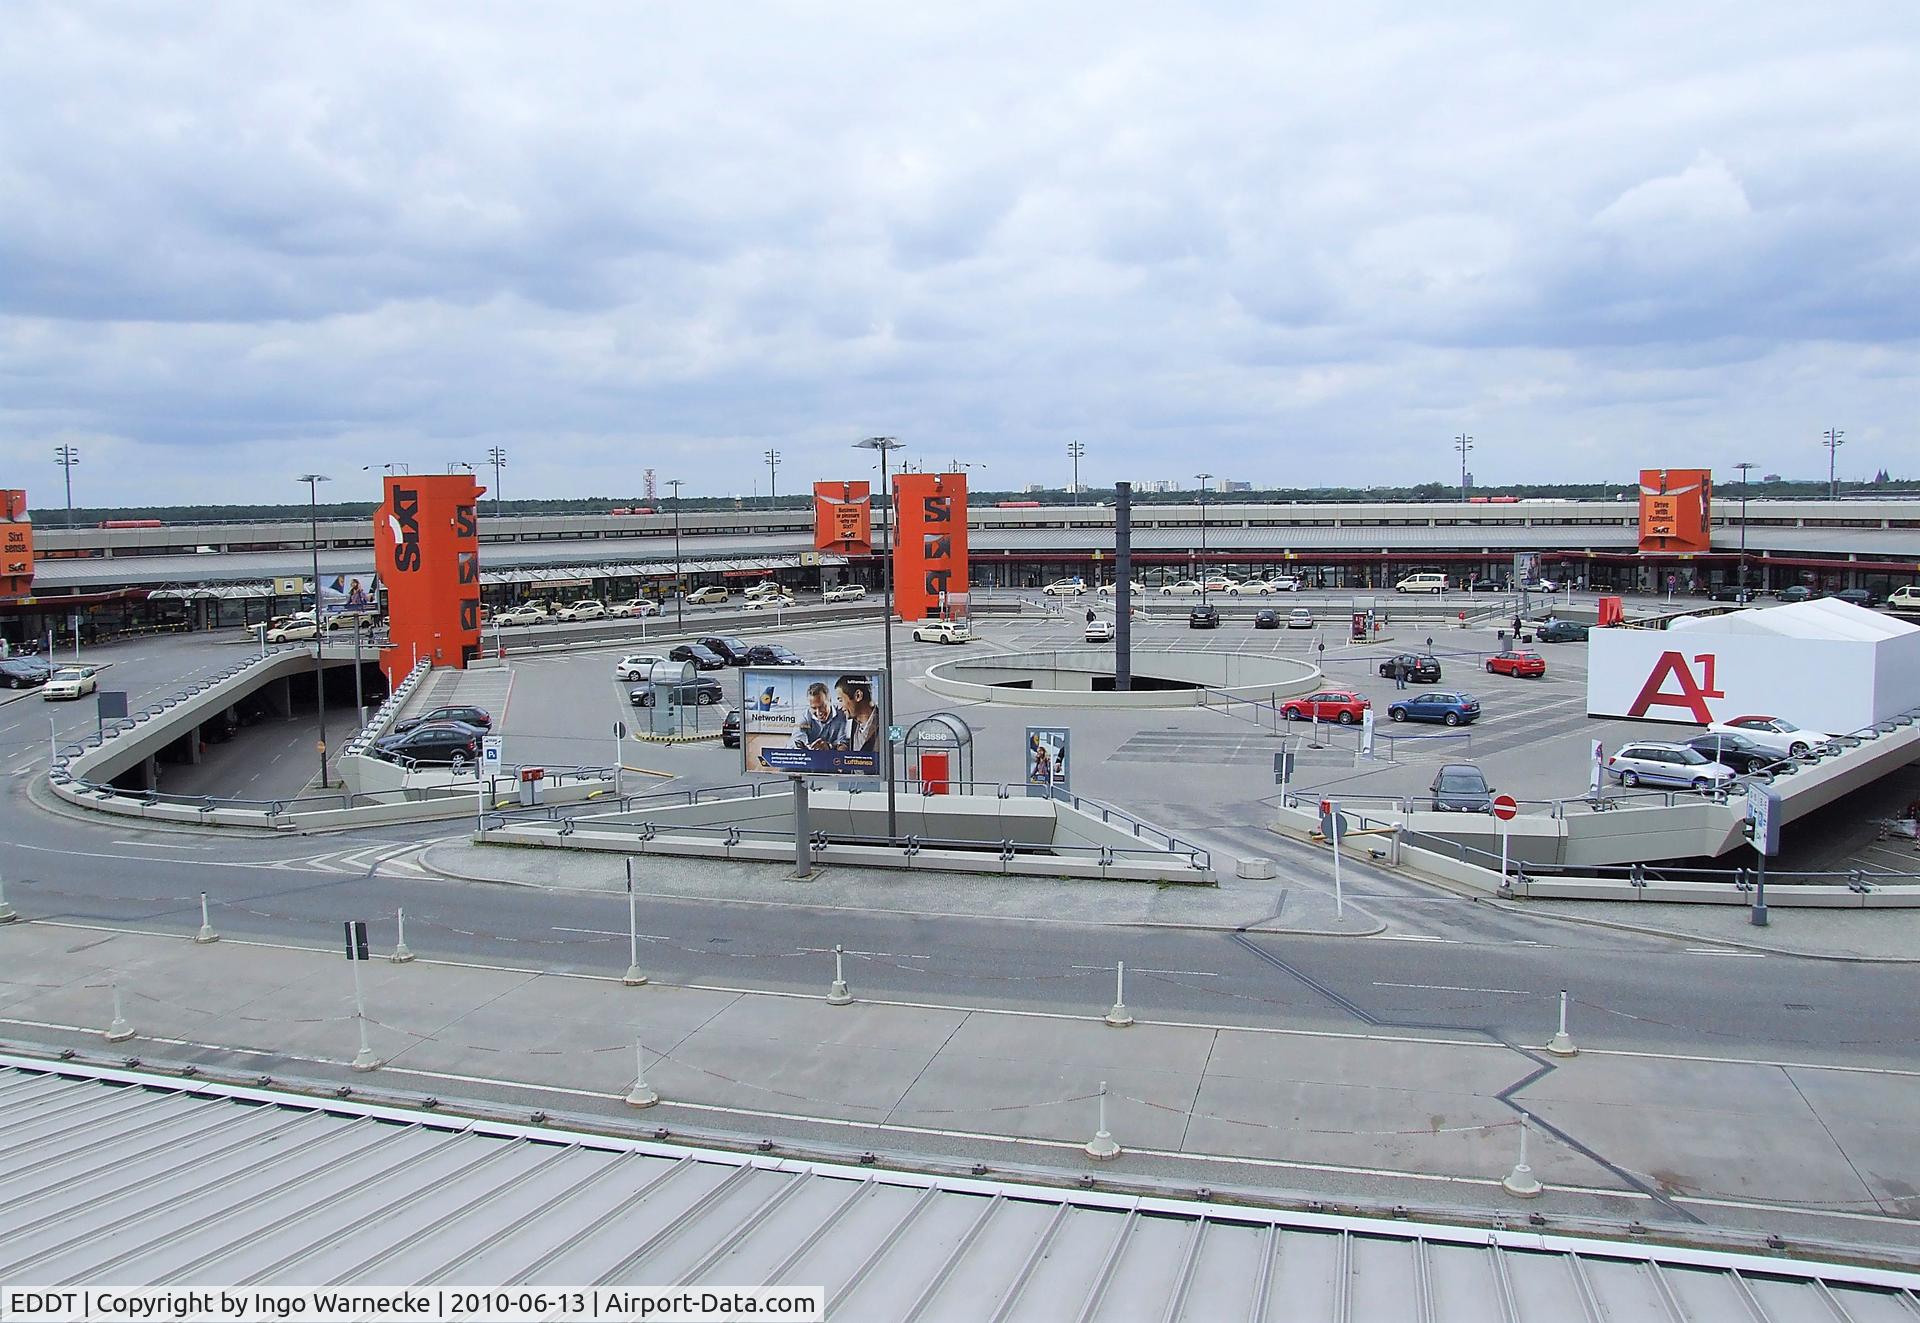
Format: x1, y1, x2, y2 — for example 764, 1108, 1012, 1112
1253, 609, 1280, 629
1468, 579, 1502, 593
631, 678, 725, 707
1683, 732, 1785, 776
1378, 653, 1442, 683
0, 657, 55, 688
1188, 605, 1220, 629
371, 721, 483, 767
670, 643, 727, 670
720, 710, 741, 747
1534, 620, 1589, 643
744, 643, 805, 666
1707, 585, 1756, 603
1778, 585, 1815, 603
1430, 763, 1493, 813
698, 636, 753, 666
392, 704, 492, 735
1834, 587, 1880, 608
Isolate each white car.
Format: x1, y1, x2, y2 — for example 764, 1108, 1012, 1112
324, 610, 381, 632
42, 666, 99, 700
1606, 742, 1736, 792
1287, 608, 1314, 629
823, 584, 867, 603
1085, 619, 1115, 642
685, 586, 729, 605
1096, 580, 1145, 597
608, 599, 661, 618
555, 599, 606, 622
615, 653, 668, 682
1267, 575, 1302, 592
742, 594, 796, 611
1202, 576, 1239, 593
266, 619, 320, 643
1709, 715, 1832, 759
742, 581, 786, 599
1226, 580, 1271, 595
1159, 580, 1203, 596
494, 604, 548, 627
1042, 579, 1087, 597
913, 618, 972, 644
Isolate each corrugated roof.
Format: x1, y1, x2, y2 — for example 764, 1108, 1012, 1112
5, 1058, 1916, 1317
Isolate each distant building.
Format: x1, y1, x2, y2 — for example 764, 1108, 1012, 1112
1224, 480, 1253, 492
1020, 483, 1047, 494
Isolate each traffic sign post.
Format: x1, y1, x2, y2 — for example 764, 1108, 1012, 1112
343, 920, 377, 1071
1746, 785, 1780, 927
1492, 794, 1519, 880
1319, 799, 1346, 918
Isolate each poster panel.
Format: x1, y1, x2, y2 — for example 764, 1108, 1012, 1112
1, 489, 33, 600
741, 667, 885, 777
1637, 468, 1713, 553
813, 481, 872, 554
1025, 725, 1070, 794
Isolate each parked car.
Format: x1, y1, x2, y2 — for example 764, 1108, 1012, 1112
669, 642, 727, 670
741, 594, 796, 611
1279, 690, 1370, 724
721, 710, 741, 747
1534, 620, 1588, 643
1886, 586, 1920, 613
685, 586, 729, 605
1387, 691, 1481, 726
1682, 732, 1787, 777
1159, 580, 1203, 595
1201, 576, 1239, 593
1777, 585, 1814, 603
1606, 741, 1736, 791
325, 610, 382, 632
1188, 604, 1220, 629
1395, 573, 1448, 594
1430, 763, 1494, 813
266, 619, 320, 642
1266, 575, 1302, 592
1043, 578, 1087, 597
608, 599, 661, 618
0, 657, 54, 688
1468, 579, 1503, 593
1708, 715, 1831, 759
631, 678, 725, 707
1378, 653, 1442, 683
822, 584, 867, 603
1085, 618, 1115, 642
494, 604, 549, 627
1706, 585, 1757, 604
1096, 580, 1146, 597
742, 581, 786, 599
41, 666, 99, 700
1834, 587, 1880, 608
1253, 609, 1281, 630
744, 643, 806, 666
392, 705, 492, 736
1226, 579, 1268, 595
913, 618, 972, 644
371, 722, 482, 767
615, 653, 669, 681
1484, 650, 1546, 678
555, 599, 606, 622
1287, 608, 1314, 629
697, 636, 752, 666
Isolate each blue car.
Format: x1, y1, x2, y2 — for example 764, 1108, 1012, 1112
1387, 691, 1482, 726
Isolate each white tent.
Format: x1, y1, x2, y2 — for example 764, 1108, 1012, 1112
1588, 600, 1920, 733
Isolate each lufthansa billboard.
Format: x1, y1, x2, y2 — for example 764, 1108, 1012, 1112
740, 667, 884, 777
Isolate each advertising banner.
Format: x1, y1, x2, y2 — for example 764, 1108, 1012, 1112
1637, 468, 1713, 554
0, 489, 33, 600
813, 481, 872, 554
318, 572, 379, 615
893, 471, 969, 622
375, 474, 484, 674
1025, 726, 1070, 795
741, 667, 885, 777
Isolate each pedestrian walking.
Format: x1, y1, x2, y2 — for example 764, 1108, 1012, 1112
1394, 659, 1407, 690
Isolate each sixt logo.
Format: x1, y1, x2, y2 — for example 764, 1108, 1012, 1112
387, 488, 421, 572
921, 494, 953, 596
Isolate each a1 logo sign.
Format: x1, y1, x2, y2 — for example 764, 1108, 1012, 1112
1626, 650, 1726, 723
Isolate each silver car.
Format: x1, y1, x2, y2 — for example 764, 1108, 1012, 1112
1605, 742, 1735, 792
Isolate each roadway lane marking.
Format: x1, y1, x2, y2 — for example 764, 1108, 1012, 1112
110, 840, 212, 850
1373, 981, 1533, 996
553, 926, 669, 941
1372, 934, 1453, 943
1684, 947, 1766, 958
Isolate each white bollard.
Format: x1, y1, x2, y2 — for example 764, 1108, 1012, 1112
624, 1039, 659, 1108
1545, 988, 1578, 1057
1084, 1080, 1120, 1160
1104, 961, 1134, 1027
389, 908, 415, 963
0, 869, 17, 923
622, 867, 647, 986
194, 891, 219, 944
827, 944, 852, 1006
1501, 1114, 1544, 1198
349, 954, 379, 1072
105, 983, 135, 1043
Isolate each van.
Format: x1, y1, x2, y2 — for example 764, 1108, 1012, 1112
1395, 572, 1448, 594
1887, 586, 1920, 613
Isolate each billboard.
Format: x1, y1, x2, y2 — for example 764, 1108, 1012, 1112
318, 572, 379, 615
741, 668, 885, 777
1, 489, 32, 601
1637, 468, 1712, 554
375, 474, 484, 676
813, 481, 872, 554
1025, 726, 1070, 794
893, 471, 969, 622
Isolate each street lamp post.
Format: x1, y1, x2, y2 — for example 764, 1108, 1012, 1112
1822, 429, 1845, 500
1194, 472, 1212, 598
54, 446, 79, 527
666, 479, 685, 629
764, 450, 780, 510
855, 436, 904, 841
297, 474, 330, 790
1454, 434, 1474, 502
486, 447, 506, 519
1734, 460, 1757, 594
1068, 441, 1086, 506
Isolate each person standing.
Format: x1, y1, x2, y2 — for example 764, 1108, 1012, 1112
1394, 659, 1407, 690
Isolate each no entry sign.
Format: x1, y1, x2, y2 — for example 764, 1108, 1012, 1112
1491, 794, 1519, 821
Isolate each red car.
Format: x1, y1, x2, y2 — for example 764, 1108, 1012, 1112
1485, 650, 1546, 678
1280, 690, 1371, 724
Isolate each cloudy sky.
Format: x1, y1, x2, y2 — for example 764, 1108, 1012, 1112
2, 3, 1914, 508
